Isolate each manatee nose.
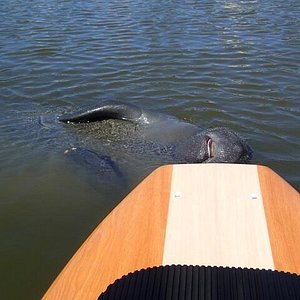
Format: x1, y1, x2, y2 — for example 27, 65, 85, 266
207, 138, 213, 158
203, 135, 214, 159
195, 135, 211, 162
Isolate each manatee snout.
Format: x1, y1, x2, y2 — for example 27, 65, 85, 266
176, 128, 252, 164
203, 128, 252, 163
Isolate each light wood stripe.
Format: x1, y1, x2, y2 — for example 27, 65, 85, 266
43, 165, 172, 300
258, 165, 300, 275
163, 164, 274, 270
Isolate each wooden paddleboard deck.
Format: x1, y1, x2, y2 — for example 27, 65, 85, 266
43, 164, 300, 300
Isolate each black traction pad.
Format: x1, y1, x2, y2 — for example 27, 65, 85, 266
99, 265, 300, 300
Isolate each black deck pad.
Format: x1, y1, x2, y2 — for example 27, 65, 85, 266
99, 265, 300, 300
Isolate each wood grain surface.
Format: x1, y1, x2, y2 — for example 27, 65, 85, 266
258, 165, 300, 275
163, 164, 274, 270
42, 164, 300, 299
42, 165, 172, 300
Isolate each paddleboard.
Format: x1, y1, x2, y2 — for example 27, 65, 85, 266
42, 164, 300, 299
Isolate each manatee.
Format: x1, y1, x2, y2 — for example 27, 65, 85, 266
59, 101, 252, 164
64, 147, 125, 189
64, 147, 123, 178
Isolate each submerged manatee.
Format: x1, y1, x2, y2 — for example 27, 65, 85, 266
64, 147, 123, 177
59, 101, 252, 164
64, 147, 125, 188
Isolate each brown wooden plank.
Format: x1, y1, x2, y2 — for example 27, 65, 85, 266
258, 165, 300, 275
42, 165, 173, 300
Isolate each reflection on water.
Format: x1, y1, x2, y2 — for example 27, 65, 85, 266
0, 0, 299, 298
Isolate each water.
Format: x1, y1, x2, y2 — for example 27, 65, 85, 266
0, 0, 299, 298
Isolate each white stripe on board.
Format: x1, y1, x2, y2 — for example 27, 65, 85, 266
163, 164, 274, 270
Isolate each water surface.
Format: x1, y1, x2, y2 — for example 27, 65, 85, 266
0, 0, 299, 298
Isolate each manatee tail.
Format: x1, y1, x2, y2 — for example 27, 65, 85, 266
58, 101, 144, 124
